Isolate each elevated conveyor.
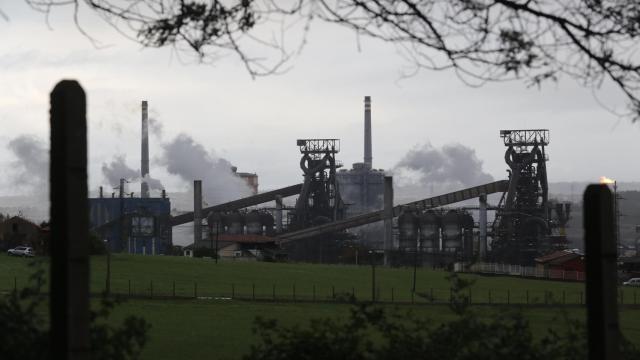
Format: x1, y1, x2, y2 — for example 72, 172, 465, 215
170, 184, 303, 226
276, 180, 508, 243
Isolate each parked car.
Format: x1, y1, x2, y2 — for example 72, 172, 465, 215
7, 246, 34, 257
623, 278, 640, 287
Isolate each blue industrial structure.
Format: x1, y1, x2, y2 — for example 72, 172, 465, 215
89, 196, 172, 255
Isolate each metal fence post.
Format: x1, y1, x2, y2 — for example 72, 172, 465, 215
584, 184, 619, 360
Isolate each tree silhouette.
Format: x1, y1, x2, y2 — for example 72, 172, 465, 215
17, 1, 640, 119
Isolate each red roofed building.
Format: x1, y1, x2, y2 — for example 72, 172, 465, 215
535, 249, 585, 280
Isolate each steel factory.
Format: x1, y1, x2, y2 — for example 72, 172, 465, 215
88, 96, 571, 267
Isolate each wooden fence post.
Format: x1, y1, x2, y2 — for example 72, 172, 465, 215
584, 184, 619, 360
49, 80, 90, 359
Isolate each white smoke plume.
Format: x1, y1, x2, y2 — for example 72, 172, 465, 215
148, 117, 163, 138
101, 155, 139, 186
158, 133, 252, 205
392, 143, 493, 201
101, 155, 164, 190
7, 135, 49, 198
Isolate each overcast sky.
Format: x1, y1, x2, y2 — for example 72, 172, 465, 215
1, 1, 638, 198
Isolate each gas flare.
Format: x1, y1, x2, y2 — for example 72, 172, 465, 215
599, 176, 615, 185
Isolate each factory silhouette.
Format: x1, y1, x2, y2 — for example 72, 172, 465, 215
87, 96, 571, 267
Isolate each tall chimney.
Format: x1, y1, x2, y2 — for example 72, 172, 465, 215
141, 100, 150, 198
364, 96, 372, 169
194, 180, 202, 248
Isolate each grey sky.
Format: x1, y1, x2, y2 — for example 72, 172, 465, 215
1, 1, 638, 198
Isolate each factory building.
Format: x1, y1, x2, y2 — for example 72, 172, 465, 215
89, 193, 172, 254
337, 96, 385, 217
337, 163, 385, 217
232, 166, 259, 194
89, 100, 172, 255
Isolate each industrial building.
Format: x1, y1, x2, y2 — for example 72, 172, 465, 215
232, 167, 259, 194
337, 96, 385, 218
89, 101, 172, 255
85, 96, 573, 266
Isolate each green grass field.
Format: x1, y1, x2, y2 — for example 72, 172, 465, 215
1, 254, 639, 359
2, 253, 639, 304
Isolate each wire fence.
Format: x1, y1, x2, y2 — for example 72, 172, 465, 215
4, 276, 638, 306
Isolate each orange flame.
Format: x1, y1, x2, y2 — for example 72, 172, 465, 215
599, 176, 615, 185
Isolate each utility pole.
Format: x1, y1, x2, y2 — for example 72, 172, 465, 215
412, 230, 419, 293
370, 250, 376, 303
215, 221, 220, 264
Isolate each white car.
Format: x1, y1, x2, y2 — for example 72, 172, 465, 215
7, 246, 34, 257
623, 278, 640, 287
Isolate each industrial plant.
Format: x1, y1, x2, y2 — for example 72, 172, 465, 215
88, 97, 572, 266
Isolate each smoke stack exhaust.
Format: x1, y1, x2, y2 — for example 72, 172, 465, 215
141, 100, 150, 198
364, 96, 372, 169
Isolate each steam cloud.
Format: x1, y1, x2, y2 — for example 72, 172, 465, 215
393, 143, 493, 199
101, 155, 164, 190
7, 135, 49, 197
101, 155, 139, 186
159, 134, 252, 205
148, 117, 163, 138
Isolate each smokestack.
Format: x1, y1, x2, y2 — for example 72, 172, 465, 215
194, 180, 202, 248
479, 194, 487, 259
383, 176, 393, 265
141, 100, 150, 198
364, 96, 372, 169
